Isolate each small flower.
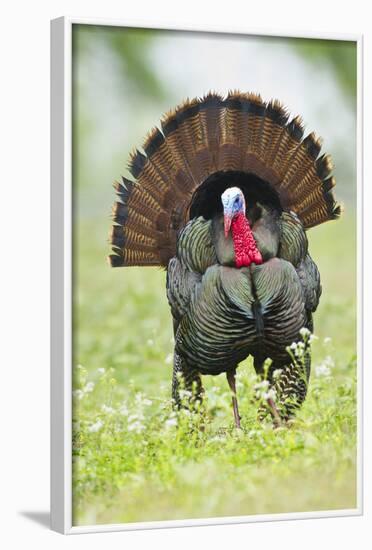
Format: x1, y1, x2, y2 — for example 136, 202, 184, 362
262, 388, 276, 401
315, 364, 331, 377
88, 419, 103, 433
254, 380, 270, 390
101, 404, 115, 414
273, 369, 283, 380
315, 357, 334, 378
134, 392, 152, 406
300, 327, 311, 338
165, 353, 173, 365
179, 389, 192, 399
97, 367, 105, 374
128, 420, 145, 433
147, 339, 154, 347
267, 388, 276, 400
324, 337, 332, 345
119, 404, 129, 416
83, 381, 95, 393
135, 392, 143, 404
324, 355, 335, 368
73, 389, 84, 400
290, 342, 297, 350
165, 417, 178, 428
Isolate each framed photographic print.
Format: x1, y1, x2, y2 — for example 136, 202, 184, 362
51, 16, 362, 534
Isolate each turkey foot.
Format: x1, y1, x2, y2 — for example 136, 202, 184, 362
226, 369, 241, 429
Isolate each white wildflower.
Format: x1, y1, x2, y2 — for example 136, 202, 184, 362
97, 367, 105, 374
73, 389, 84, 400
165, 417, 178, 428
273, 369, 283, 380
128, 420, 145, 433
135, 392, 144, 404
315, 357, 334, 377
101, 404, 115, 414
134, 393, 152, 406
119, 404, 129, 416
254, 379, 274, 401
309, 334, 318, 344
324, 337, 332, 345
210, 435, 224, 442
88, 419, 103, 433
254, 380, 270, 390
83, 381, 95, 393
315, 364, 331, 377
262, 388, 276, 401
179, 389, 192, 399
300, 327, 311, 338
147, 338, 154, 347
324, 355, 335, 368
267, 388, 276, 400
290, 342, 297, 350
165, 353, 173, 365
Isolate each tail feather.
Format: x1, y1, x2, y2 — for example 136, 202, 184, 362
161, 110, 198, 190
243, 94, 265, 156
200, 92, 225, 169
260, 99, 289, 164
109, 91, 341, 267
272, 115, 304, 175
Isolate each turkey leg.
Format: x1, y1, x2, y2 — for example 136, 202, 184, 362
267, 397, 282, 428
172, 351, 203, 408
226, 369, 241, 429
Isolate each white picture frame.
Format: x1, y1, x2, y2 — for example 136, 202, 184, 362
51, 16, 363, 534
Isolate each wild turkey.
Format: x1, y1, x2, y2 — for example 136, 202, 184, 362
109, 91, 341, 428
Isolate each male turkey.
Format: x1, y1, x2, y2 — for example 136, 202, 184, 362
109, 92, 340, 428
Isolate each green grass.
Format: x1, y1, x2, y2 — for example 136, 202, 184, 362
72, 211, 357, 526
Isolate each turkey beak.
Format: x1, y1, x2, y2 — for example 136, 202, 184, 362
224, 213, 232, 238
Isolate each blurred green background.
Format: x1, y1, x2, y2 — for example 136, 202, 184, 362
72, 25, 357, 526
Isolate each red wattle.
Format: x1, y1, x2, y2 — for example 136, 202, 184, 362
231, 213, 263, 268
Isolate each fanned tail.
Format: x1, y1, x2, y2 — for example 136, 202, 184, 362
109, 91, 341, 268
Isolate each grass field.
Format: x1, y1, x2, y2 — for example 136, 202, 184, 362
72, 210, 357, 526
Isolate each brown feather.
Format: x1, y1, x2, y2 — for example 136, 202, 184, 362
109, 91, 340, 267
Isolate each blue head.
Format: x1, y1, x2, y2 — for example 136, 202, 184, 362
221, 187, 246, 237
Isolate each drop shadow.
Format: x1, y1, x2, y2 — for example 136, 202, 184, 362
20, 511, 50, 529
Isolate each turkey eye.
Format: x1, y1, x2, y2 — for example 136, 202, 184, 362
234, 198, 239, 205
